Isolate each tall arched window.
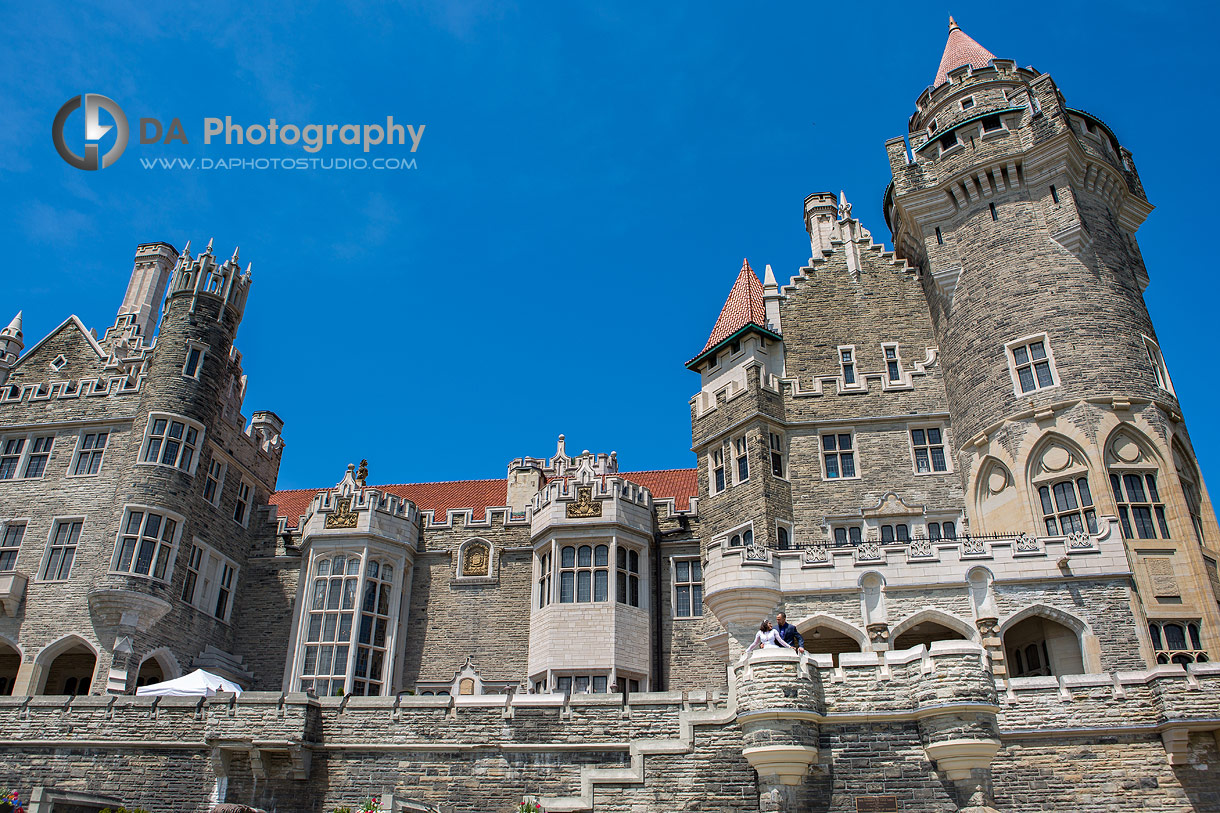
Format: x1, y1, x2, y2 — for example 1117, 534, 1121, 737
1107, 431, 1170, 541
298, 552, 397, 697
1030, 439, 1097, 536
1175, 446, 1206, 545
559, 544, 608, 603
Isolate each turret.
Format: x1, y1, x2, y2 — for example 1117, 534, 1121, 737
883, 19, 1220, 669
0, 312, 23, 384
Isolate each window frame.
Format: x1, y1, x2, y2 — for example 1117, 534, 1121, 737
39, 516, 84, 582
536, 547, 552, 609
909, 425, 950, 475
671, 555, 703, 619
110, 505, 184, 583
1142, 336, 1174, 395
820, 429, 860, 481
0, 433, 56, 481
203, 457, 227, 507
720, 521, 755, 550
733, 435, 749, 484
1110, 470, 1171, 541
1037, 476, 1099, 537
232, 478, 253, 527
558, 543, 610, 604
616, 544, 641, 608
69, 429, 110, 477
837, 345, 862, 390
831, 524, 863, 547
180, 539, 240, 622
1147, 619, 1208, 665
881, 343, 905, 386
182, 342, 206, 380
0, 519, 27, 572
138, 412, 205, 476
1005, 334, 1060, 397
710, 447, 726, 494
769, 431, 786, 479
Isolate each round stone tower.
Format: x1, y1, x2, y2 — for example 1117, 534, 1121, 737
883, 19, 1220, 663
884, 18, 1162, 454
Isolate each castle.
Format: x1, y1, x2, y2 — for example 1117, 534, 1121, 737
1, 19, 1219, 813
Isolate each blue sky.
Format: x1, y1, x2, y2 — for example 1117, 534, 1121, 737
2, 1, 1218, 492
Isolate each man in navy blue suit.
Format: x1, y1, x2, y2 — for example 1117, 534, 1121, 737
775, 612, 805, 653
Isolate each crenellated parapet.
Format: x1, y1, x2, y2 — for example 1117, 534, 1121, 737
300, 464, 421, 544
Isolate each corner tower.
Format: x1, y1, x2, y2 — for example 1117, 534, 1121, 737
884, 19, 1220, 664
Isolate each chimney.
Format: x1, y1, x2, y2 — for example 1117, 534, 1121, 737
118, 242, 179, 338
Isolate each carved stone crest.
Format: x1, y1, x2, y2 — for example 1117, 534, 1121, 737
324, 497, 358, 529
566, 486, 602, 518
855, 541, 882, 562
744, 543, 770, 563
1065, 531, 1094, 550
1014, 532, 1040, 552
960, 537, 985, 555
803, 545, 829, 564
463, 543, 490, 576
866, 623, 890, 644
908, 537, 933, 558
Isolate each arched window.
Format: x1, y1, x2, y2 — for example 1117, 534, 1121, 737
1107, 431, 1170, 540
1038, 477, 1097, 535
298, 552, 397, 697
537, 549, 552, 608
1148, 620, 1208, 665
559, 544, 608, 603
1175, 446, 1206, 544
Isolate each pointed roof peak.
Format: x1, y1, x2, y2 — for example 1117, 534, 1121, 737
741, 257, 752, 272
934, 17, 996, 88
688, 258, 775, 367
4, 311, 22, 336
763, 263, 777, 288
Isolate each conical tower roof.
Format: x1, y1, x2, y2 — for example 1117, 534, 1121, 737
687, 259, 779, 369
934, 17, 996, 88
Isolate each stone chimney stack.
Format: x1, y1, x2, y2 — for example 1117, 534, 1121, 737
117, 242, 179, 339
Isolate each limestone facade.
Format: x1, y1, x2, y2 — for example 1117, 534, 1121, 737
1, 18, 1219, 813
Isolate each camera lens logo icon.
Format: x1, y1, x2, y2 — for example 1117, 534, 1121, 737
52, 94, 129, 170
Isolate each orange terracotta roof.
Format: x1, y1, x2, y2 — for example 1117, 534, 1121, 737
270, 468, 699, 528
691, 258, 769, 361
934, 18, 996, 88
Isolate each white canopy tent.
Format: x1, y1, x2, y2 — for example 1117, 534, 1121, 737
136, 668, 244, 697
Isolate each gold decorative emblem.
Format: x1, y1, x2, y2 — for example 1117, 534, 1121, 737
566, 486, 602, 518
324, 497, 358, 529
463, 543, 490, 576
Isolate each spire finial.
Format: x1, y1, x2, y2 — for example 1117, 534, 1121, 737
230, 245, 240, 262
763, 264, 777, 287
182, 239, 191, 256
205, 237, 214, 254
4, 311, 21, 335
838, 190, 852, 220
949, 15, 959, 30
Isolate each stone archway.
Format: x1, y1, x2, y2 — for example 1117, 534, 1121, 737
1003, 614, 1084, 677
35, 636, 98, 695
0, 639, 19, 695
893, 621, 969, 651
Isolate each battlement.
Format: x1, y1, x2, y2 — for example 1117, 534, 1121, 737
166, 239, 252, 322
301, 464, 423, 542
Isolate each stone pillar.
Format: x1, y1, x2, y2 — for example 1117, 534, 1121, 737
975, 617, 1005, 677
734, 650, 823, 810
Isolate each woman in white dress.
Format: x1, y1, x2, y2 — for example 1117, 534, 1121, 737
744, 619, 794, 655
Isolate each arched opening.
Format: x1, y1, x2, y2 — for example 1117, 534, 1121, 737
136, 658, 165, 689
801, 625, 862, 666
893, 621, 968, 651
41, 641, 97, 695
1003, 615, 1084, 677
0, 641, 18, 695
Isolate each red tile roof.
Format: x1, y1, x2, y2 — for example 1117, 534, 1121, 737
269, 468, 698, 529
695, 259, 767, 357
934, 18, 996, 88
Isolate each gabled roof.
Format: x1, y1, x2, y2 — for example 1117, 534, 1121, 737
934, 17, 996, 88
687, 259, 778, 370
11, 315, 106, 370
269, 468, 699, 530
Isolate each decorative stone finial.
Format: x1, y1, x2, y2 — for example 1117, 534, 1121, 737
356, 459, 369, 486
230, 245, 240, 263
205, 237, 215, 254
838, 190, 852, 220
763, 264, 777, 287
